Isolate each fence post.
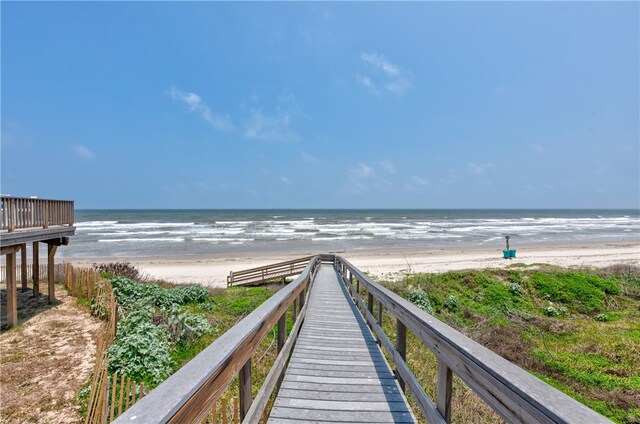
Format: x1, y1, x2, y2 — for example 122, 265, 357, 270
239, 358, 252, 421
396, 319, 407, 392
277, 314, 286, 352
32, 242, 39, 297
437, 359, 453, 423
21, 244, 28, 291
8, 198, 15, 232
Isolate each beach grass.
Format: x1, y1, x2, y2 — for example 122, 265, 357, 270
378, 265, 640, 423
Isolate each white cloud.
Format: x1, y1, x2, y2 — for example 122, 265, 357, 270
380, 160, 396, 174
361, 53, 400, 77
74, 144, 95, 160
359, 52, 413, 95
280, 176, 293, 185
353, 163, 374, 178
467, 162, 495, 175
410, 176, 428, 186
343, 163, 375, 194
244, 109, 297, 141
243, 91, 300, 141
168, 87, 233, 131
300, 151, 320, 164
356, 74, 379, 95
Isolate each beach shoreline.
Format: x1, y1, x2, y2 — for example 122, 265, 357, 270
64, 240, 640, 287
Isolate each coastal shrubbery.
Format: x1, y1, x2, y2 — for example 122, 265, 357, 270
392, 265, 640, 423
106, 277, 214, 384
93, 269, 281, 390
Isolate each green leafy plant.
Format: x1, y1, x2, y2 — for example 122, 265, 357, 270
409, 288, 434, 314
107, 307, 174, 385
444, 294, 459, 310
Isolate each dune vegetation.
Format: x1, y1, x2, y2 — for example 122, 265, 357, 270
380, 264, 640, 424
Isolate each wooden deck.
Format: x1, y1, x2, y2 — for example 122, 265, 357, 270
269, 265, 416, 423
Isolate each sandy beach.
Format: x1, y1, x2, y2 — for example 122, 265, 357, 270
67, 241, 640, 287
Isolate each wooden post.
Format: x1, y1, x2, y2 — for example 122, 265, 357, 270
6, 252, 17, 328
239, 358, 252, 421
396, 319, 407, 391
43, 202, 49, 229
47, 243, 58, 303
32, 242, 39, 297
20, 244, 27, 291
292, 299, 298, 322
298, 290, 305, 311
20, 243, 27, 291
8, 198, 15, 232
221, 398, 228, 424
376, 301, 383, 345
277, 314, 286, 352
437, 359, 453, 423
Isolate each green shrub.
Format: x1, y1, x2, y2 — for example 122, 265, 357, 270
409, 288, 434, 314
531, 272, 619, 313
166, 308, 214, 344
444, 295, 459, 310
110, 277, 209, 310
107, 307, 174, 385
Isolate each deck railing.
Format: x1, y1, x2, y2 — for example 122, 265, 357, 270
0, 196, 74, 232
227, 255, 315, 287
334, 256, 611, 424
115, 256, 323, 423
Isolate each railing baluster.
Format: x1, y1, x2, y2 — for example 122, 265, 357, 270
8, 198, 15, 231
437, 359, 453, 423
396, 319, 407, 392
239, 358, 252, 421
277, 314, 286, 352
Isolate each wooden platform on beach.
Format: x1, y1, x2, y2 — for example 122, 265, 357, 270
269, 265, 415, 423
1, 196, 75, 328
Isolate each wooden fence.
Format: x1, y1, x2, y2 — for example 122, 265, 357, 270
0, 263, 65, 284
0, 196, 74, 232
64, 263, 103, 299
59, 263, 149, 423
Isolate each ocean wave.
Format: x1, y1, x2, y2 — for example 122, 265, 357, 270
98, 237, 186, 243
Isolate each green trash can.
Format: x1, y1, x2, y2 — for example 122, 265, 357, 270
510, 249, 517, 258
503, 250, 511, 259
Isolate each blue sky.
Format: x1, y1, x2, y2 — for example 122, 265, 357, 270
2, 2, 638, 209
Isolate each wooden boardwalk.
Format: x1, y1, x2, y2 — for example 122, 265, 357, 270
269, 265, 416, 423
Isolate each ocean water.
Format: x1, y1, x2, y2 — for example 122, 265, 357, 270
58, 209, 640, 259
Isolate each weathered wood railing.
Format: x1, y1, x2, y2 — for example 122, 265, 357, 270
115, 256, 323, 423
227, 255, 315, 287
0, 196, 74, 232
334, 256, 612, 424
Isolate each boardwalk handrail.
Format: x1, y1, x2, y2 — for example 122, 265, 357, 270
1, 196, 74, 232
115, 256, 322, 424
227, 255, 314, 287
334, 256, 612, 424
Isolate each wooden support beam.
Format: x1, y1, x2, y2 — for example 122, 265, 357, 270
396, 319, 407, 392
437, 358, 453, 423
277, 314, 286, 353
6, 252, 17, 328
21, 244, 27, 291
1, 245, 21, 255
47, 243, 58, 303
292, 299, 297, 322
32, 242, 39, 297
239, 358, 252, 421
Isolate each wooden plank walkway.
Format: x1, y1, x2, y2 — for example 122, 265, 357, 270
269, 265, 416, 423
